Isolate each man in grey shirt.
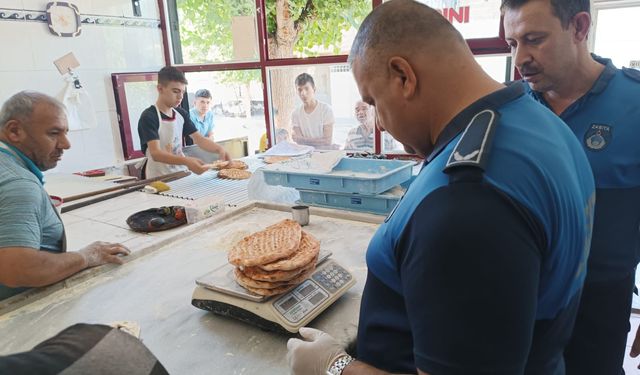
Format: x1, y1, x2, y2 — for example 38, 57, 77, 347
0, 91, 130, 301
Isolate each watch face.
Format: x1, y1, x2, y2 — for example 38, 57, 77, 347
46, 2, 81, 37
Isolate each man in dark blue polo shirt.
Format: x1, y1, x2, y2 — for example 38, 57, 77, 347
503, 1, 640, 373
286, 1, 595, 374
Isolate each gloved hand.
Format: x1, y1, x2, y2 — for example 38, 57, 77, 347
287, 327, 347, 375
78, 241, 130, 268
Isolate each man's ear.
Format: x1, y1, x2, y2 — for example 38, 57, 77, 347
388, 56, 417, 99
572, 11, 591, 42
2, 119, 25, 143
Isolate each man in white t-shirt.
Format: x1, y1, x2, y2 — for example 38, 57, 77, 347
291, 73, 335, 148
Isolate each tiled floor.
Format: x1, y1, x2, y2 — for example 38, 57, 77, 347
623, 314, 640, 374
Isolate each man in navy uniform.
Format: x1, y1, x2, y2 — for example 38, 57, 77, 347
286, 1, 595, 374
503, 0, 640, 373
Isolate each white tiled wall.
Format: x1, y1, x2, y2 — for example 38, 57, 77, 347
0, 0, 165, 173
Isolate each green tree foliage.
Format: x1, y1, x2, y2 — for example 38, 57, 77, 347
177, 0, 259, 83
265, 0, 370, 56
176, 0, 371, 70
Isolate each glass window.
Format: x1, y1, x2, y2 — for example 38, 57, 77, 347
268, 64, 373, 151
382, 133, 407, 154
265, 0, 371, 59
185, 70, 265, 155
172, 0, 259, 64
123, 80, 159, 152
384, 0, 502, 39
594, 5, 640, 69
112, 73, 159, 160
476, 54, 511, 82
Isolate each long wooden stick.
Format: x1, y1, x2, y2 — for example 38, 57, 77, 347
60, 171, 190, 213
63, 170, 190, 203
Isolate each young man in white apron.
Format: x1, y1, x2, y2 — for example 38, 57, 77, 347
137, 67, 230, 179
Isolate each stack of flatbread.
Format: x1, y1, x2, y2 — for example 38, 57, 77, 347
228, 219, 320, 296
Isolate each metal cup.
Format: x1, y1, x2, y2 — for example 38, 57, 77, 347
291, 205, 310, 226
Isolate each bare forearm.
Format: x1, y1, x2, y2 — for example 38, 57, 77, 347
150, 150, 191, 166
0, 247, 86, 288
194, 137, 225, 155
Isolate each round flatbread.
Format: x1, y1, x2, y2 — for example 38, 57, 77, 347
234, 268, 291, 289
241, 255, 317, 282
228, 219, 302, 267
218, 168, 252, 180
239, 267, 316, 297
226, 160, 248, 170
259, 231, 320, 271
205, 160, 230, 170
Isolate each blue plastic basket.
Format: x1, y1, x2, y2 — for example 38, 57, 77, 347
262, 158, 414, 194
298, 189, 402, 215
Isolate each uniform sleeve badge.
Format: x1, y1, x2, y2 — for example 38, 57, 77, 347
584, 124, 612, 151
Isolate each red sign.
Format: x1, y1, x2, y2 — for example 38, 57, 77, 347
438, 6, 471, 24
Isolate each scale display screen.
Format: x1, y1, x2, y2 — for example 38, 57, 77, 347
274, 280, 329, 323
299, 283, 315, 297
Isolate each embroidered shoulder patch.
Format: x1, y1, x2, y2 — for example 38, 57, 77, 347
584, 124, 612, 151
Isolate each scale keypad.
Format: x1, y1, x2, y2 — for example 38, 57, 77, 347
312, 263, 352, 293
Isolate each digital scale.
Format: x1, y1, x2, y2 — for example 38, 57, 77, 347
191, 251, 356, 333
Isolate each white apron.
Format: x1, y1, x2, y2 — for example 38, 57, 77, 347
144, 106, 189, 178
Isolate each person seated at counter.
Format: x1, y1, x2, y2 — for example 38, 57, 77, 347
138, 67, 230, 179
0, 91, 131, 301
291, 73, 335, 149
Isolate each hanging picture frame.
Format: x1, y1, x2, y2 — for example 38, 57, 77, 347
46, 2, 81, 37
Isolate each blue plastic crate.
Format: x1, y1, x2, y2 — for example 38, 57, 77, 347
298, 189, 402, 215
262, 158, 414, 194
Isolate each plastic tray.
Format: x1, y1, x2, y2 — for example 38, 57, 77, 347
262, 158, 414, 194
298, 189, 403, 215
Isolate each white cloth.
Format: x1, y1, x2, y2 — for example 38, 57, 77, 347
58, 74, 97, 131
144, 107, 188, 178
263, 151, 345, 174
291, 101, 335, 138
262, 141, 314, 157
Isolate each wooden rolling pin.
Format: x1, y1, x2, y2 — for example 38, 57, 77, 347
63, 170, 190, 203
60, 170, 190, 213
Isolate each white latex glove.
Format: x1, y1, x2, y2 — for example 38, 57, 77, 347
287, 327, 347, 375
78, 241, 130, 268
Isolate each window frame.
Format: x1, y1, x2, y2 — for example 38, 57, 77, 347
112, 72, 159, 160
590, 0, 640, 53
151, 0, 511, 157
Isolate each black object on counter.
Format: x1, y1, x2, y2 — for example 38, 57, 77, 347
126, 206, 187, 232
